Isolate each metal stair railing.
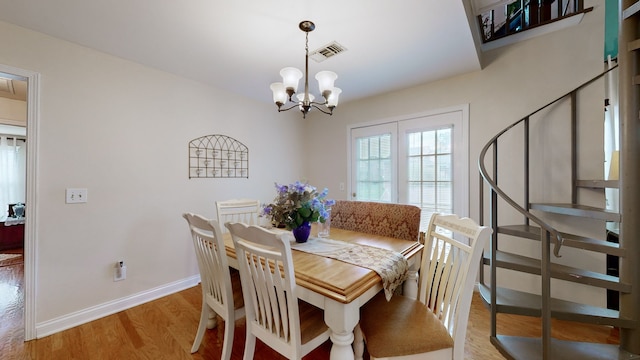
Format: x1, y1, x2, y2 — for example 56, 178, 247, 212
478, 65, 618, 359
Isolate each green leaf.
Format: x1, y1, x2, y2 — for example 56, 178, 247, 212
298, 207, 311, 218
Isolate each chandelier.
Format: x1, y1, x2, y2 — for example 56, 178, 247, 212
270, 20, 341, 118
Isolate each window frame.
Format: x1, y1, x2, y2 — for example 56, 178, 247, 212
347, 104, 469, 229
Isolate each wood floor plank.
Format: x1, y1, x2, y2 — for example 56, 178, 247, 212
0, 256, 621, 359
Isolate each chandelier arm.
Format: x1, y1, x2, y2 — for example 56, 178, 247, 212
310, 104, 333, 115
277, 103, 301, 112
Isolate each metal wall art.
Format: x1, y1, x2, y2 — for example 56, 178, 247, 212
188, 134, 248, 178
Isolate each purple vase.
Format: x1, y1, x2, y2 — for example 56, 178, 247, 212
292, 221, 311, 243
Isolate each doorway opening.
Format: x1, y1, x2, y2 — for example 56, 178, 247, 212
0, 64, 39, 342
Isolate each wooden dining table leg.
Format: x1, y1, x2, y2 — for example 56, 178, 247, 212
325, 299, 360, 360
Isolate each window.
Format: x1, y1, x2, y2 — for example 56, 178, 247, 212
349, 106, 468, 232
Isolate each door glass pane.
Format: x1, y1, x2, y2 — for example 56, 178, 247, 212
422, 155, 435, 181
355, 133, 392, 202
358, 161, 369, 181
358, 141, 369, 160
357, 182, 370, 199
423, 131, 436, 155
422, 182, 435, 207
370, 137, 380, 159
408, 157, 420, 181
405, 126, 453, 230
408, 132, 421, 156
380, 135, 391, 159
408, 182, 421, 205
437, 181, 453, 210
437, 154, 452, 181
437, 128, 452, 153
370, 160, 380, 181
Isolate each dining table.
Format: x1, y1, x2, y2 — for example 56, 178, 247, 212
223, 224, 423, 360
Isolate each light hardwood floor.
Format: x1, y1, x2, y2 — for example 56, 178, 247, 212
1, 254, 619, 359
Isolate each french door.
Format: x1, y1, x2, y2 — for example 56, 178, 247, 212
349, 106, 469, 231
350, 122, 397, 203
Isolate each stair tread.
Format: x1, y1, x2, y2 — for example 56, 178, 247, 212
575, 179, 619, 189
530, 203, 621, 222
491, 335, 638, 360
498, 224, 624, 257
483, 250, 631, 292
478, 284, 634, 328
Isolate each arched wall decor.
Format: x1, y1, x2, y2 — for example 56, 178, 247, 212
188, 134, 248, 178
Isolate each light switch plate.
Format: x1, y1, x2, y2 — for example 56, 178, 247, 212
66, 188, 88, 203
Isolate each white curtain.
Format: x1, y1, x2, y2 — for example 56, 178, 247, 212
604, 56, 619, 213
0, 136, 25, 218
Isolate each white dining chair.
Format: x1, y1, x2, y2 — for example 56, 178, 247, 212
225, 222, 331, 360
215, 199, 261, 233
354, 213, 491, 360
182, 213, 245, 359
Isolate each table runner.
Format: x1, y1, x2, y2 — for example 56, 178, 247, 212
289, 236, 408, 301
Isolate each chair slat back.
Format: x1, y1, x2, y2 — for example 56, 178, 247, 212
225, 222, 302, 356
183, 213, 234, 316
216, 199, 261, 233
418, 213, 491, 360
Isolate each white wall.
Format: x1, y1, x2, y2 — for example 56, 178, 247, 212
0, 20, 306, 335
305, 1, 607, 305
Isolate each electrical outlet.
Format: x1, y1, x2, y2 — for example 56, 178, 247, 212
66, 188, 88, 204
114, 260, 126, 281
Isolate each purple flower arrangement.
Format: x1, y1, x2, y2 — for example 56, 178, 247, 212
262, 181, 335, 230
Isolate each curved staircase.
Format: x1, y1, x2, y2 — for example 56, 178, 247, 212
477, 2, 640, 359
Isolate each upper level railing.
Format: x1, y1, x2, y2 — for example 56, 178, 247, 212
478, 0, 590, 43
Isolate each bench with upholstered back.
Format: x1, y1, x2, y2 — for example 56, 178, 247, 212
330, 200, 421, 242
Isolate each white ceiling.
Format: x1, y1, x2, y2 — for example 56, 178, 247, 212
0, 0, 484, 105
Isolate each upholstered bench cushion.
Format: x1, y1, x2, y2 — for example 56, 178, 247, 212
331, 200, 421, 242
360, 292, 454, 358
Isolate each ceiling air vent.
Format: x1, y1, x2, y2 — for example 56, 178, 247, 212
310, 42, 347, 63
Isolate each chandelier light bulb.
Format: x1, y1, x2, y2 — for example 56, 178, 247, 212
327, 87, 341, 108
270, 82, 287, 105
315, 71, 337, 98
280, 67, 303, 93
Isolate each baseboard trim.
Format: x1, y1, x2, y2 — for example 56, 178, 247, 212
35, 275, 201, 338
